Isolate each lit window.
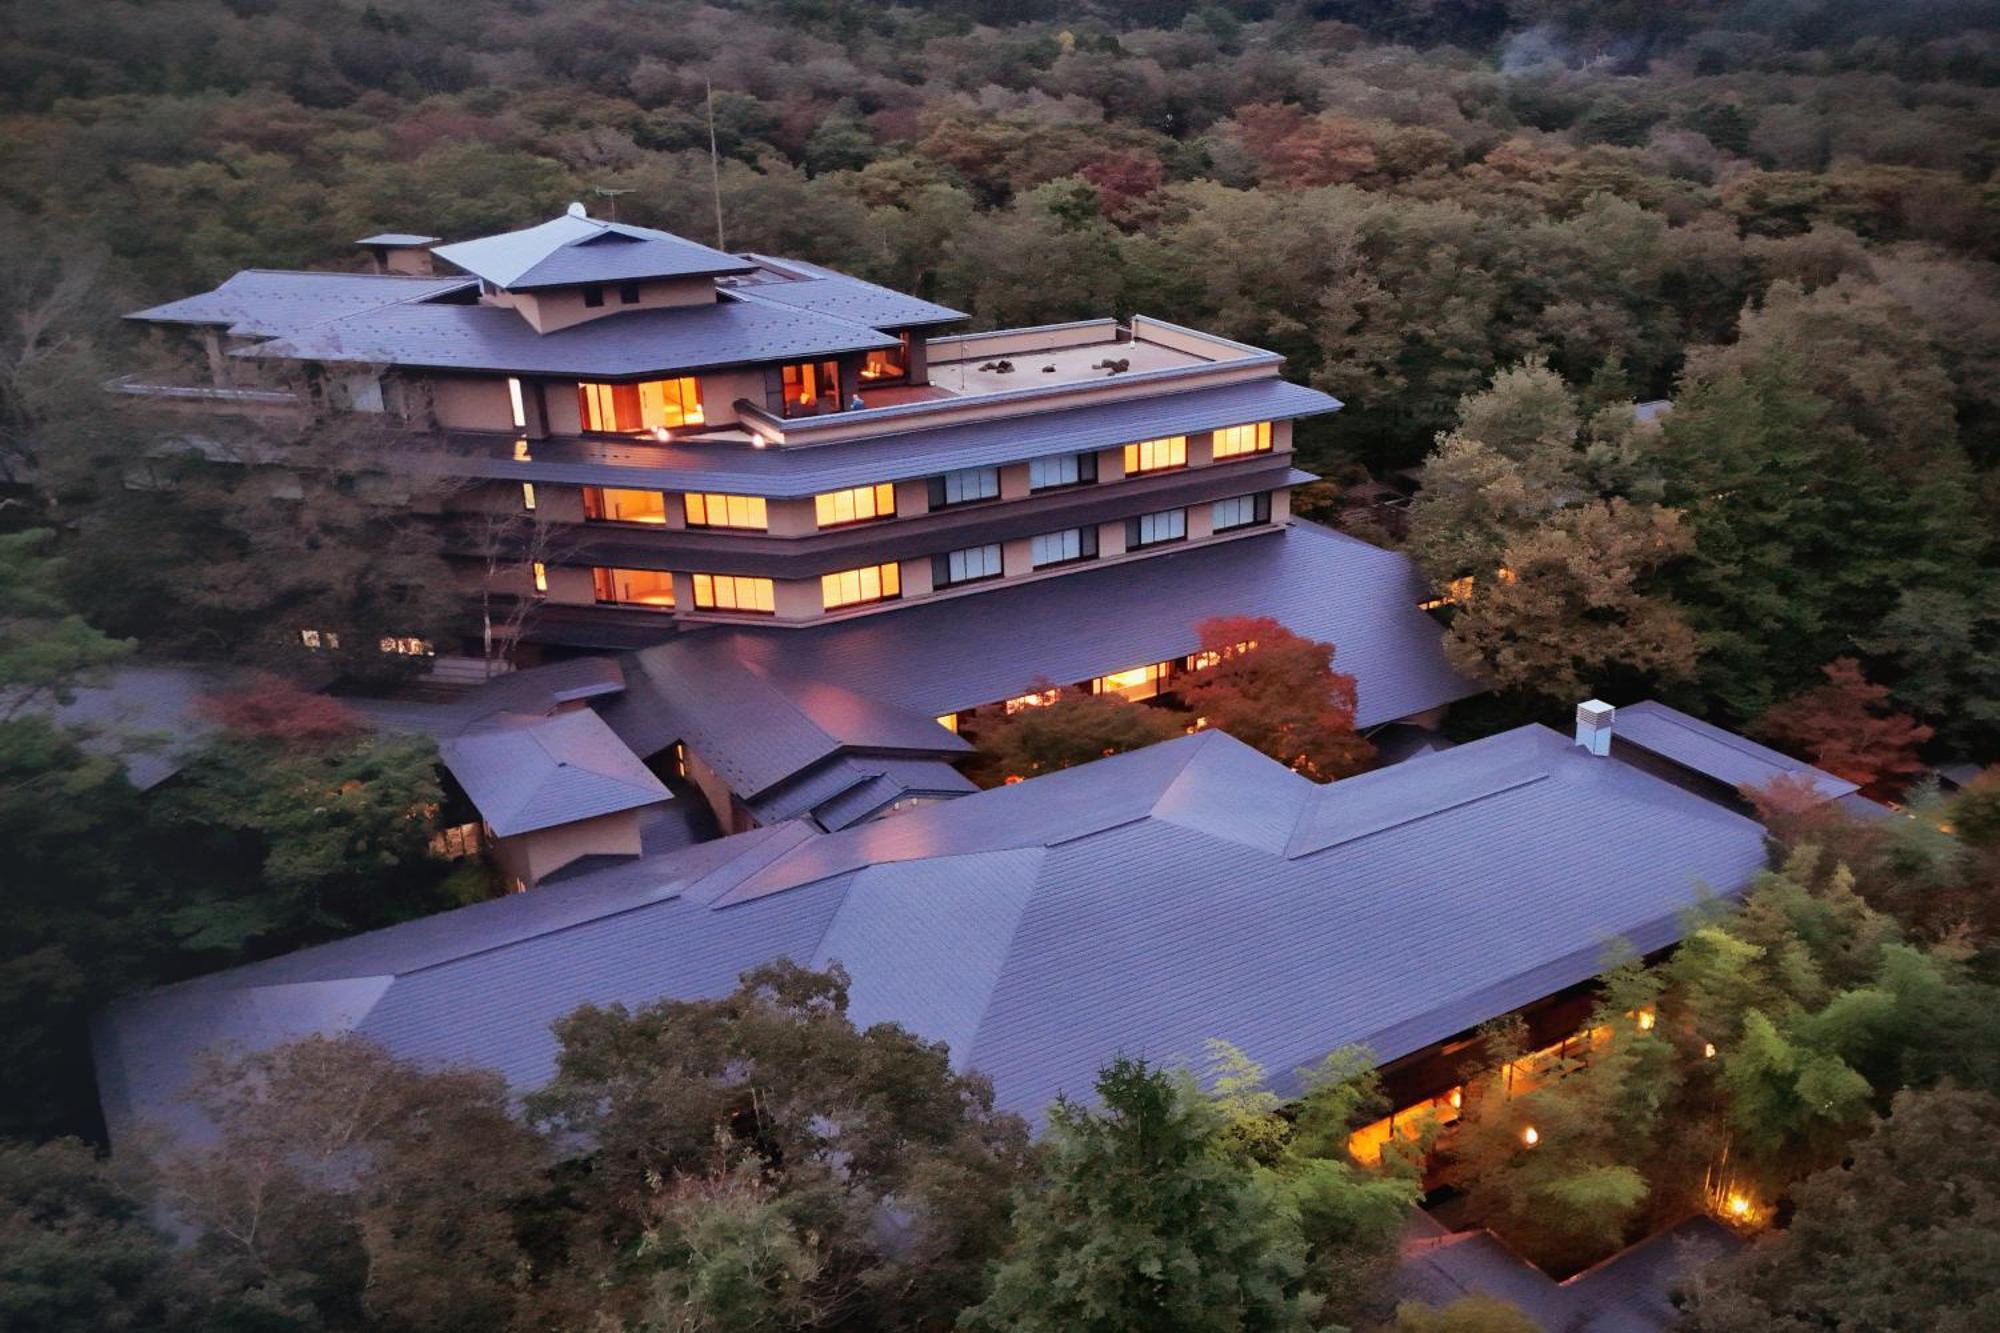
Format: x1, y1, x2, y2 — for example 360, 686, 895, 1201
379, 637, 434, 657
532, 561, 548, 593
1005, 688, 1061, 714
821, 562, 902, 610
933, 543, 1003, 589
1212, 421, 1273, 459
577, 378, 704, 433
1123, 435, 1187, 475
859, 337, 909, 383
507, 378, 527, 429
298, 628, 340, 651
1092, 662, 1170, 701
583, 487, 669, 524
692, 573, 775, 614
1029, 451, 1098, 491
593, 567, 677, 608
928, 467, 1000, 509
1418, 575, 1477, 612
521, 482, 537, 511
1030, 527, 1098, 569
1185, 639, 1257, 670
1211, 492, 1271, 533
512, 437, 532, 461
1126, 508, 1187, 549
684, 493, 768, 530
936, 713, 960, 733
814, 483, 896, 528
780, 360, 840, 417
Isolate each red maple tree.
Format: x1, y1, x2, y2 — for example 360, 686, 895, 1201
1179, 615, 1373, 780
198, 672, 365, 745
1754, 658, 1934, 801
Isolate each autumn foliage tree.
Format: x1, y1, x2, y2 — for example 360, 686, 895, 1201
966, 685, 1185, 787
1754, 658, 1934, 801
1180, 616, 1373, 780
195, 672, 364, 744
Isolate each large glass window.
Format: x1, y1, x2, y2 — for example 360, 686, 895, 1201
583, 487, 669, 524
577, 378, 704, 433
781, 360, 841, 417
691, 573, 775, 614
1126, 508, 1187, 549
1092, 662, 1172, 701
1123, 435, 1187, 476
1212, 421, 1273, 459
1029, 451, 1098, 491
933, 544, 1003, 589
859, 335, 910, 385
1211, 492, 1272, 532
814, 483, 896, 528
1030, 526, 1098, 569
683, 493, 768, 530
592, 567, 676, 608
927, 467, 1000, 509
821, 562, 902, 610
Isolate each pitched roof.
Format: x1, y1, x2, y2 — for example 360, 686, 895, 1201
430, 213, 755, 289
355, 233, 440, 247
19, 664, 226, 790
603, 637, 971, 797
1395, 1215, 1741, 1331
436, 709, 670, 837
127, 270, 476, 338
240, 295, 896, 376
728, 255, 966, 328
97, 725, 1770, 1145
748, 753, 977, 830
447, 377, 1338, 496
1614, 700, 1859, 802
650, 522, 1477, 731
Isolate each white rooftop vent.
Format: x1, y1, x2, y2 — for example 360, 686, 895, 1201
565, 201, 589, 218
1575, 699, 1615, 756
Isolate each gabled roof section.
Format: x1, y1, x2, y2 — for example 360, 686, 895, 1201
430, 211, 755, 290
729, 255, 967, 328
708, 522, 1477, 729
98, 723, 1773, 1145
128, 271, 476, 338
437, 709, 670, 837
748, 753, 977, 830
241, 296, 896, 375
355, 232, 440, 247
1614, 700, 1859, 802
606, 635, 970, 798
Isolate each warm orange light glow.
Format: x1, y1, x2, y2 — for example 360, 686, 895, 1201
532, 561, 548, 593
1725, 1193, 1752, 1219
593, 567, 676, 608
583, 487, 669, 524
1212, 421, 1273, 459
1637, 1010, 1655, 1031
1005, 688, 1061, 714
1123, 435, 1188, 475
1703, 1042, 1718, 1059
691, 573, 774, 614
821, 562, 902, 610
683, 492, 768, 530
1521, 1126, 1540, 1147
1448, 1088, 1463, 1110
815, 483, 896, 528
936, 713, 959, 733
578, 377, 702, 433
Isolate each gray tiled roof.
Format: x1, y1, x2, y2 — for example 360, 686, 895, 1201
748, 753, 976, 829
355, 233, 440, 247
430, 214, 754, 289
603, 637, 971, 798
729, 256, 967, 328
96, 724, 1770, 1143
436, 709, 670, 836
446, 378, 1338, 496
1614, 700, 1858, 802
1395, 1215, 1740, 1331
21, 664, 226, 790
127, 271, 476, 338
684, 522, 1478, 730
241, 295, 896, 376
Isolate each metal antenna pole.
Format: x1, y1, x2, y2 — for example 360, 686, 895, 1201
706, 79, 727, 251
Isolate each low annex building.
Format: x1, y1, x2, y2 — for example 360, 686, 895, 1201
96, 710, 1790, 1145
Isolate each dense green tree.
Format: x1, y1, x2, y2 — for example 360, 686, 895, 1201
529, 963, 1030, 1332
960, 1055, 1315, 1333
1678, 1087, 2000, 1333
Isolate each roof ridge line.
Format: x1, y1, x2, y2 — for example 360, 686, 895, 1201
1286, 771, 1553, 859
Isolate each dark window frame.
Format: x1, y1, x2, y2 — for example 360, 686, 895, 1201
617, 281, 641, 305
582, 284, 605, 308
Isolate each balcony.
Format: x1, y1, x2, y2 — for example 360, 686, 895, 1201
107, 375, 305, 416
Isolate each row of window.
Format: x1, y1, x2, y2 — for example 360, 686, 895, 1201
585, 493, 1273, 613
